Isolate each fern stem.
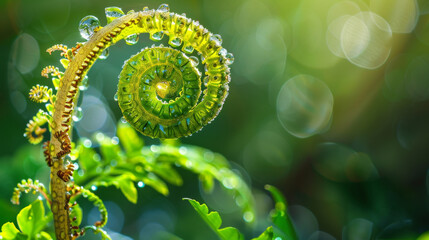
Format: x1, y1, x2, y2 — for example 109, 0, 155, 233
49, 11, 144, 240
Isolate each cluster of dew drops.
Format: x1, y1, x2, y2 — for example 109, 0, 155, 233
78, 4, 234, 67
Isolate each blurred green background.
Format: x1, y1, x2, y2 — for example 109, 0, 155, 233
1, 0, 429, 239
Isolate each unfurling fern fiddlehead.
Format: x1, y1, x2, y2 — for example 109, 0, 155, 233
25, 4, 234, 240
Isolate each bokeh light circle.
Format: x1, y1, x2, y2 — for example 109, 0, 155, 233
327, 0, 361, 23
313, 143, 378, 182
342, 218, 373, 240
370, 0, 419, 33
10, 33, 40, 74
341, 11, 392, 69
277, 75, 334, 138
326, 15, 355, 58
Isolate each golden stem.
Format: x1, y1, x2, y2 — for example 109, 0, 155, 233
49, 11, 145, 240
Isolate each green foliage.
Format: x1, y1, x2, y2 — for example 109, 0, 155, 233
81, 226, 111, 240
70, 186, 107, 228
185, 193, 296, 240
0, 200, 52, 240
6, 117, 297, 240
185, 198, 244, 240
184, 185, 299, 240
73, 122, 255, 217
251, 227, 273, 240
265, 185, 297, 240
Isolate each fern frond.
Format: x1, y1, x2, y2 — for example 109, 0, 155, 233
29, 84, 52, 103
24, 110, 51, 144
41, 65, 63, 78
47, 44, 69, 56
68, 185, 108, 228
11, 178, 51, 205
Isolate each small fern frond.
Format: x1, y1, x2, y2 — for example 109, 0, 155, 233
29, 84, 52, 103
47, 44, 69, 57
24, 110, 51, 144
41, 65, 63, 78
11, 178, 51, 205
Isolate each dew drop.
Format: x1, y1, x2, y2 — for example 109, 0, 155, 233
189, 56, 199, 66
91, 185, 97, 191
105, 6, 125, 24
83, 139, 92, 148
243, 211, 254, 222
225, 52, 234, 65
143, 6, 149, 11
114, 92, 118, 101
169, 37, 182, 47
203, 76, 209, 86
127, 10, 135, 15
150, 32, 164, 41
125, 34, 139, 45
72, 107, 83, 122
100, 48, 109, 59
111, 136, 119, 145
210, 34, 223, 45
137, 181, 145, 188
185, 160, 193, 168
183, 44, 194, 54
120, 116, 127, 123
179, 146, 187, 155
79, 76, 89, 91
78, 15, 100, 40
150, 145, 160, 152
219, 48, 227, 57
157, 3, 170, 12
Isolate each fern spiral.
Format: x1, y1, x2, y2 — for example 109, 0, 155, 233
25, 4, 234, 240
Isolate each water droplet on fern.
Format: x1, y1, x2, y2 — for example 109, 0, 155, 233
183, 44, 194, 54
100, 48, 109, 59
157, 3, 170, 12
169, 37, 182, 47
114, 93, 118, 101
150, 32, 164, 41
125, 34, 139, 45
210, 34, 223, 45
189, 56, 199, 66
73, 107, 83, 122
105, 6, 124, 24
225, 53, 234, 65
79, 76, 89, 91
78, 15, 100, 40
